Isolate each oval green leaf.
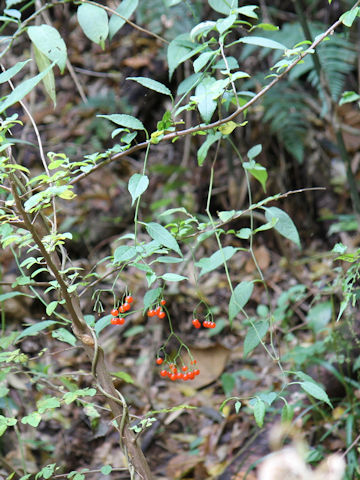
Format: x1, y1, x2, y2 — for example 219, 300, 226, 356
128, 173, 149, 205
145, 222, 182, 256
127, 76, 172, 97
77, 4, 109, 47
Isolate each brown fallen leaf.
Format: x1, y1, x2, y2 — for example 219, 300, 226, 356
181, 345, 230, 389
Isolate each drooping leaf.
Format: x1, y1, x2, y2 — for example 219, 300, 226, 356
0, 63, 54, 114
46, 301, 58, 316
52, 328, 77, 346
243, 320, 269, 357
127, 77, 172, 97
229, 281, 254, 322
243, 160, 268, 192
16, 320, 59, 342
128, 174, 149, 205
143, 287, 162, 311
94, 315, 111, 336
193, 76, 217, 123
196, 246, 236, 277
264, 206, 301, 248
145, 222, 182, 256
77, 4, 109, 48
300, 381, 332, 407
253, 398, 266, 427
0, 60, 31, 84
197, 131, 222, 166
109, 0, 138, 40
27, 25, 67, 72
167, 33, 198, 79
98, 113, 145, 131
0, 291, 33, 302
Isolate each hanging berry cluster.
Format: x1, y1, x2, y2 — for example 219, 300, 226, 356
156, 358, 200, 381
147, 299, 166, 319
192, 318, 216, 329
110, 295, 134, 325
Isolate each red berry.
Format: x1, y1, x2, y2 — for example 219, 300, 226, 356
158, 311, 166, 319
123, 303, 131, 312
194, 369, 200, 376
110, 317, 118, 325
160, 370, 167, 377
192, 319, 201, 329
118, 317, 125, 325
203, 320, 209, 328
111, 309, 119, 316
190, 359, 197, 365
183, 373, 189, 381
211, 322, 216, 328
182, 366, 188, 372
119, 305, 125, 314
155, 306, 162, 316
125, 296, 133, 303
160, 299, 166, 305
188, 371, 195, 380
170, 373, 177, 381
147, 309, 155, 317
156, 357, 163, 365
176, 372, 182, 380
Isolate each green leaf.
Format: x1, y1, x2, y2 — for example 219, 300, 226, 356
0, 63, 54, 115
229, 281, 253, 322
193, 76, 217, 123
264, 206, 301, 248
0, 60, 31, 84
109, 0, 138, 40
123, 325, 145, 338
52, 328, 77, 346
209, 0, 238, 15
112, 371, 134, 384
156, 256, 183, 264
63, 388, 96, 404
236, 5, 258, 18
216, 14, 237, 35
197, 131, 222, 166
243, 320, 269, 357
221, 372, 235, 396
194, 51, 216, 72
243, 161, 268, 192
281, 402, 294, 423
0, 415, 17, 436
98, 113, 145, 130
21, 411, 42, 427
239, 36, 286, 50
196, 246, 236, 277
340, 7, 359, 27
167, 33, 198, 79
247, 144, 262, 159
143, 287, 162, 311
0, 291, 33, 302
300, 381, 332, 407
235, 401, 241, 413
113, 245, 137, 264
253, 398, 266, 427
145, 222, 182, 256
77, 4, 108, 47
37, 396, 61, 413
339, 91, 360, 106
32, 45, 56, 105
127, 76, 172, 97
16, 320, 58, 342
100, 465, 113, 475
160, 273, 187, 282
0, 385, 9, 398
46, 301, 58, 316
94, 315, 111, 336
128, 174, 149, 205
27, 25, 67, 72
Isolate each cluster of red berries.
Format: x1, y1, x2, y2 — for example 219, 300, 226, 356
110, 295, 133, 325
192, 318, 216, 329
147, 299, 166, 319
156, 359, 200, 381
